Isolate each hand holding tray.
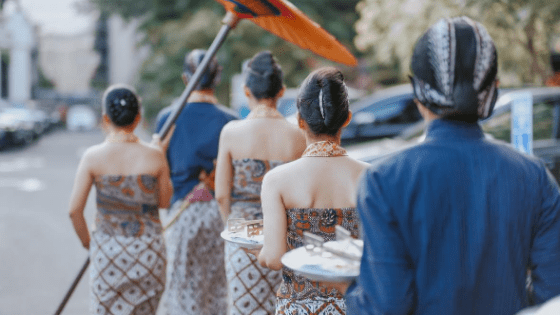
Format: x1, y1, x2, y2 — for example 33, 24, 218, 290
281, 226, 363, 282
220, 218, 264, 249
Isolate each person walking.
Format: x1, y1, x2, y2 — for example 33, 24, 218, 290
343, 16, 560, 314
257, 67, 369, 315
215, 50, 306, 314
155, 49, 237, 315
69, 85, 174, 314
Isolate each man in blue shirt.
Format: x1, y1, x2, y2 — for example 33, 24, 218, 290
155, 49, 237, 314
345, 17, 560, 314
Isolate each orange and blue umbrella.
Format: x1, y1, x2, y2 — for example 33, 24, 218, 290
158, 0, 358, 137
215, 0, 357, 66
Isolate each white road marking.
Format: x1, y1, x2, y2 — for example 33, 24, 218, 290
0, 157, 45, 173
0, 178, 46, 192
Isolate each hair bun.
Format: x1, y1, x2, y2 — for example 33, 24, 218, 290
104, 86, 140, 127
297, 67, 349, 136
245, 51, 283, 100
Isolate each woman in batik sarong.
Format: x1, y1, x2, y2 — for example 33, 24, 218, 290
215, 51, 306, 315
154, 49, 237, 315
258, 68, 369, 315
69, 85, 174, 314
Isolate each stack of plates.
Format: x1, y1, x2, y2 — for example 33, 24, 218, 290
281, 239, 363, 282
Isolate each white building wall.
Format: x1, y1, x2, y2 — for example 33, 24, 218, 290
108, 16, 149, 86
39, 32, 99, 93
6, 10, 36, 102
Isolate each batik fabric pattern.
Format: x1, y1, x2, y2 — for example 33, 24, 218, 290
276, 208, 359, 315
160, 198, 227, 315
226, 158, 284, 315
90, 174, 166, 315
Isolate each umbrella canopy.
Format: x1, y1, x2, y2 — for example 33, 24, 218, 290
214, 0, 358, 66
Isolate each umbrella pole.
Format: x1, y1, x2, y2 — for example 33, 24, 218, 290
53, 257, 90, 315
158, 12, 240, 139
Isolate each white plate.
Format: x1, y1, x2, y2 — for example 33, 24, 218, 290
281, 240, 363, 282
220, 229, 264, 249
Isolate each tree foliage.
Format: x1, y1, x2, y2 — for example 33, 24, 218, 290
355, 0, 560, 86
87, 0, 362, 121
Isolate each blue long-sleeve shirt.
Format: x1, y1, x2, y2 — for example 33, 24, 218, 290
156, 101, 237, 204
346, 119, 560, 314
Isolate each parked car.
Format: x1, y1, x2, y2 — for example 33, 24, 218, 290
2, 107, 47, 139
66, 105, 98, 131
348, 87, 560, 182
0, 107, 35, 146
285, 84, 418, 142
236, 87, 365, 119
341, 84, 419, 143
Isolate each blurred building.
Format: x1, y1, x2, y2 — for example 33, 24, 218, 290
107, 16, 149, 86
0, 6, 39, 102
39, 32, 99, 94
38, 14, 147, 94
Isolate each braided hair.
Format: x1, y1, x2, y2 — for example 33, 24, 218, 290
297, 67, 349, 136
103, 85, 140, 127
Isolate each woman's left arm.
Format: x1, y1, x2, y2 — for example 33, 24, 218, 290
68, 152, 94, 249
258, 172, 287, 270
215, 127, 234, 223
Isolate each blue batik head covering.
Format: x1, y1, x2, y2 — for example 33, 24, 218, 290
410, 17, 498, 120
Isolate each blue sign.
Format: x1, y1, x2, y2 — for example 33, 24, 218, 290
511, 92, 533, 155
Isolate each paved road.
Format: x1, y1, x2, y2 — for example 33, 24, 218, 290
0, 127, 152, 315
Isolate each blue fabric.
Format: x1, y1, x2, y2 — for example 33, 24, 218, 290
156, 102, 237, 204
346, 119, 560, 315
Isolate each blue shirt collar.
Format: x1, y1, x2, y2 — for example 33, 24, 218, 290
425, 119, 484, 141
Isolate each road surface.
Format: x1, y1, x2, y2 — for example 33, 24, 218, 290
0, 127, 151, 315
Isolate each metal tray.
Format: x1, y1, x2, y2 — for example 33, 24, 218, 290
281, 240, 362, 282
220, 229, 264, 249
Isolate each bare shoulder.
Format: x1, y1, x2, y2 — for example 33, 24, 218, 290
283, 120, 304, 136
221, 119, 247, 134
354, 158, 371, 170
77, 143, 107, 174
138, 141, 166, 160
346, 157, 370, 175
263, 160, 299, 187
81, 142, 106, 163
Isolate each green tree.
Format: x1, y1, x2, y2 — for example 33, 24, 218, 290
86, 0, 362, 122
355, 0, 560, 86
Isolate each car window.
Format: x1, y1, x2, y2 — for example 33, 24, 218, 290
482, 103, 554, 142
386, 99, 421, 124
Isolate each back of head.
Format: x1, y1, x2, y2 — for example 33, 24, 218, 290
410, 16, 498, 121
297, 67, 349, 136
184, 49, 221, 90
103, 84, 140, 127
245, 51, 283, 100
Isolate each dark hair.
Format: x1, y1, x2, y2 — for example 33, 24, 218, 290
245, 51, 283, 99
297, 67, 349, 136
183, 49, 221, 90
103, 85, 139, 127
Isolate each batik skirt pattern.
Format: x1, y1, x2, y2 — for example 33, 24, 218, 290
160, 199, 228, 315
90, 174, 166, 315
226, 201, 282, 315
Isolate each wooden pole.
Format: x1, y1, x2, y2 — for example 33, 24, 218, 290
53, 257, 90, 315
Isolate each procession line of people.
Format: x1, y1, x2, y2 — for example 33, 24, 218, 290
69, 16, 560, 315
